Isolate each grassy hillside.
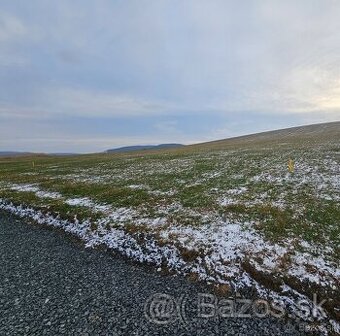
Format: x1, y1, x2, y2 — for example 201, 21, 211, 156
0, 121, 339, 329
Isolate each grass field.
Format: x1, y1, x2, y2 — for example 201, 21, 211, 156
1, 122, 339, 330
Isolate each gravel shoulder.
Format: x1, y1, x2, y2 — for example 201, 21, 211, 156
0, 210, 311, 335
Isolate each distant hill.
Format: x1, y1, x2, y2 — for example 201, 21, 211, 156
48, 153, 79, 157
2, 122, 338, 158
188, 121, 340, 151
0, 151, 33, 157
106, 144, 184, 153
0, 151, 78, 158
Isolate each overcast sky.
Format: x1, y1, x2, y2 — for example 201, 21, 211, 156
1, 1, 340, 153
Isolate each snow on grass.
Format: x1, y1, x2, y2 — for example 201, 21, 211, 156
35, 190, 62, 199
11, 184, 40, 193
0, 132, 339, 333
289, 253, 339, 289
128, 184, 147, 190
2, 183, 339, 294
65, 197, 111, 212
0, 197, 338, 333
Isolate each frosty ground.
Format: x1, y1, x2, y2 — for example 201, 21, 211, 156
0, 122, 339, 334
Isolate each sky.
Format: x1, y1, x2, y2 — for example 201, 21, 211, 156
0, 0, 340, 153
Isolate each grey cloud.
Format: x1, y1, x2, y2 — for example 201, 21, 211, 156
0, 0, 340, 152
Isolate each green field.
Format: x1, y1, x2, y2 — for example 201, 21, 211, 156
1, 122, 339, 325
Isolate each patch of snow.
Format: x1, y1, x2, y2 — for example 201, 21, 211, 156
35, 191, 62, 199
65, 197, 111, 212
11, 184, 40, 193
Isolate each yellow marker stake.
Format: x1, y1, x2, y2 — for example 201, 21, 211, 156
288, 158, 294, 173
32, 161, 35, 168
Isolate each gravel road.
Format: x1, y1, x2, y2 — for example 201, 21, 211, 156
0, 210, 311, 335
